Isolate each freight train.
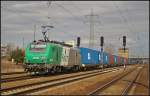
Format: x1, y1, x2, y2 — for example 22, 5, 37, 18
24, 40, 128, 74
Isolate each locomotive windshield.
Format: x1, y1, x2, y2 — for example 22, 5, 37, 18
30, 44, 46, 52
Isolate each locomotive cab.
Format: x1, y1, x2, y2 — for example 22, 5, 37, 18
24, 42, 49, 73
25, 42, 47, 64
24, 41, 63, 73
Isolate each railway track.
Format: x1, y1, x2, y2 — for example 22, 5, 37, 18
1, 67, 121, 95
1, 66, 121, 83
87, 65, 144, 95
1, 71, 30, 82
1, 69, 103, 83
1, 72, 27, 75
121, 65, 144, 95
1, 74, 41, 83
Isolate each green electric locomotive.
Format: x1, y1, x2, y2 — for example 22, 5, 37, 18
24, 40, 81, 74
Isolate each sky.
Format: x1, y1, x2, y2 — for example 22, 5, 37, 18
1, 1, 149, 58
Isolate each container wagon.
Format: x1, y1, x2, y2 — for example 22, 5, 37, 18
79, 47, 101, 69
79, 47, 92, 66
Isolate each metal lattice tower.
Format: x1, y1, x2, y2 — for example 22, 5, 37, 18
85, 9, 100, 49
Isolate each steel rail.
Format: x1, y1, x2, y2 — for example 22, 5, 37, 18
1, 68, 120, 95
1, 75, 41, 83
87, 66, 139, 95
121, 66, 144, 95
1, 72, 27, 75
1, 67, 119, 83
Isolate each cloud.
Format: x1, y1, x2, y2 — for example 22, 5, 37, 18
1, 1, 149, 57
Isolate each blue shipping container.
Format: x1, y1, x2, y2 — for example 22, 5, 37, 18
92, 50, 100, 64
102, 52, 109, 65
113, 55, 117, 65
98, 51, 101, 63
79, 47, 100, 65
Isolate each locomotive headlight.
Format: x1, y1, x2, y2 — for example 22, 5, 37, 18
26, 59, 29, 63
50, 59, 53, 61
26, 60, 28, 63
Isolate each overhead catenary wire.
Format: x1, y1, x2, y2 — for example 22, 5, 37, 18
113, 2, 132, 35
46, 3, 102, 44
34, 24, 36, 41
50, 3, 87, 41
41, 2, 78, 41
113, 2, 147, 58
113, 2, 131, 51
54, 3, 85, 25
113, 3, 131, 60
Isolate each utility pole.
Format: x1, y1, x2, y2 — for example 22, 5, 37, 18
22, 37, 24, 48
34, 24, 36, 42
21, 29, 24, 48
47, 1, 52, 40
123, 36, 126, 69
100, 36, 104, 70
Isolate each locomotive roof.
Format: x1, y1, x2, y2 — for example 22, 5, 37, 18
31, 40, 73, 47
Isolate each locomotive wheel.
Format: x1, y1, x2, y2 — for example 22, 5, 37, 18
76, 66, 79, 72
56, 66, 62, 73
73, 66, 79, 72
24, 68, 28, 72
51, 66, 56, 74
79, 66, 81, 71
61, 66, 64, 72
44, 68, 49, 75
81, 67, 86, 71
